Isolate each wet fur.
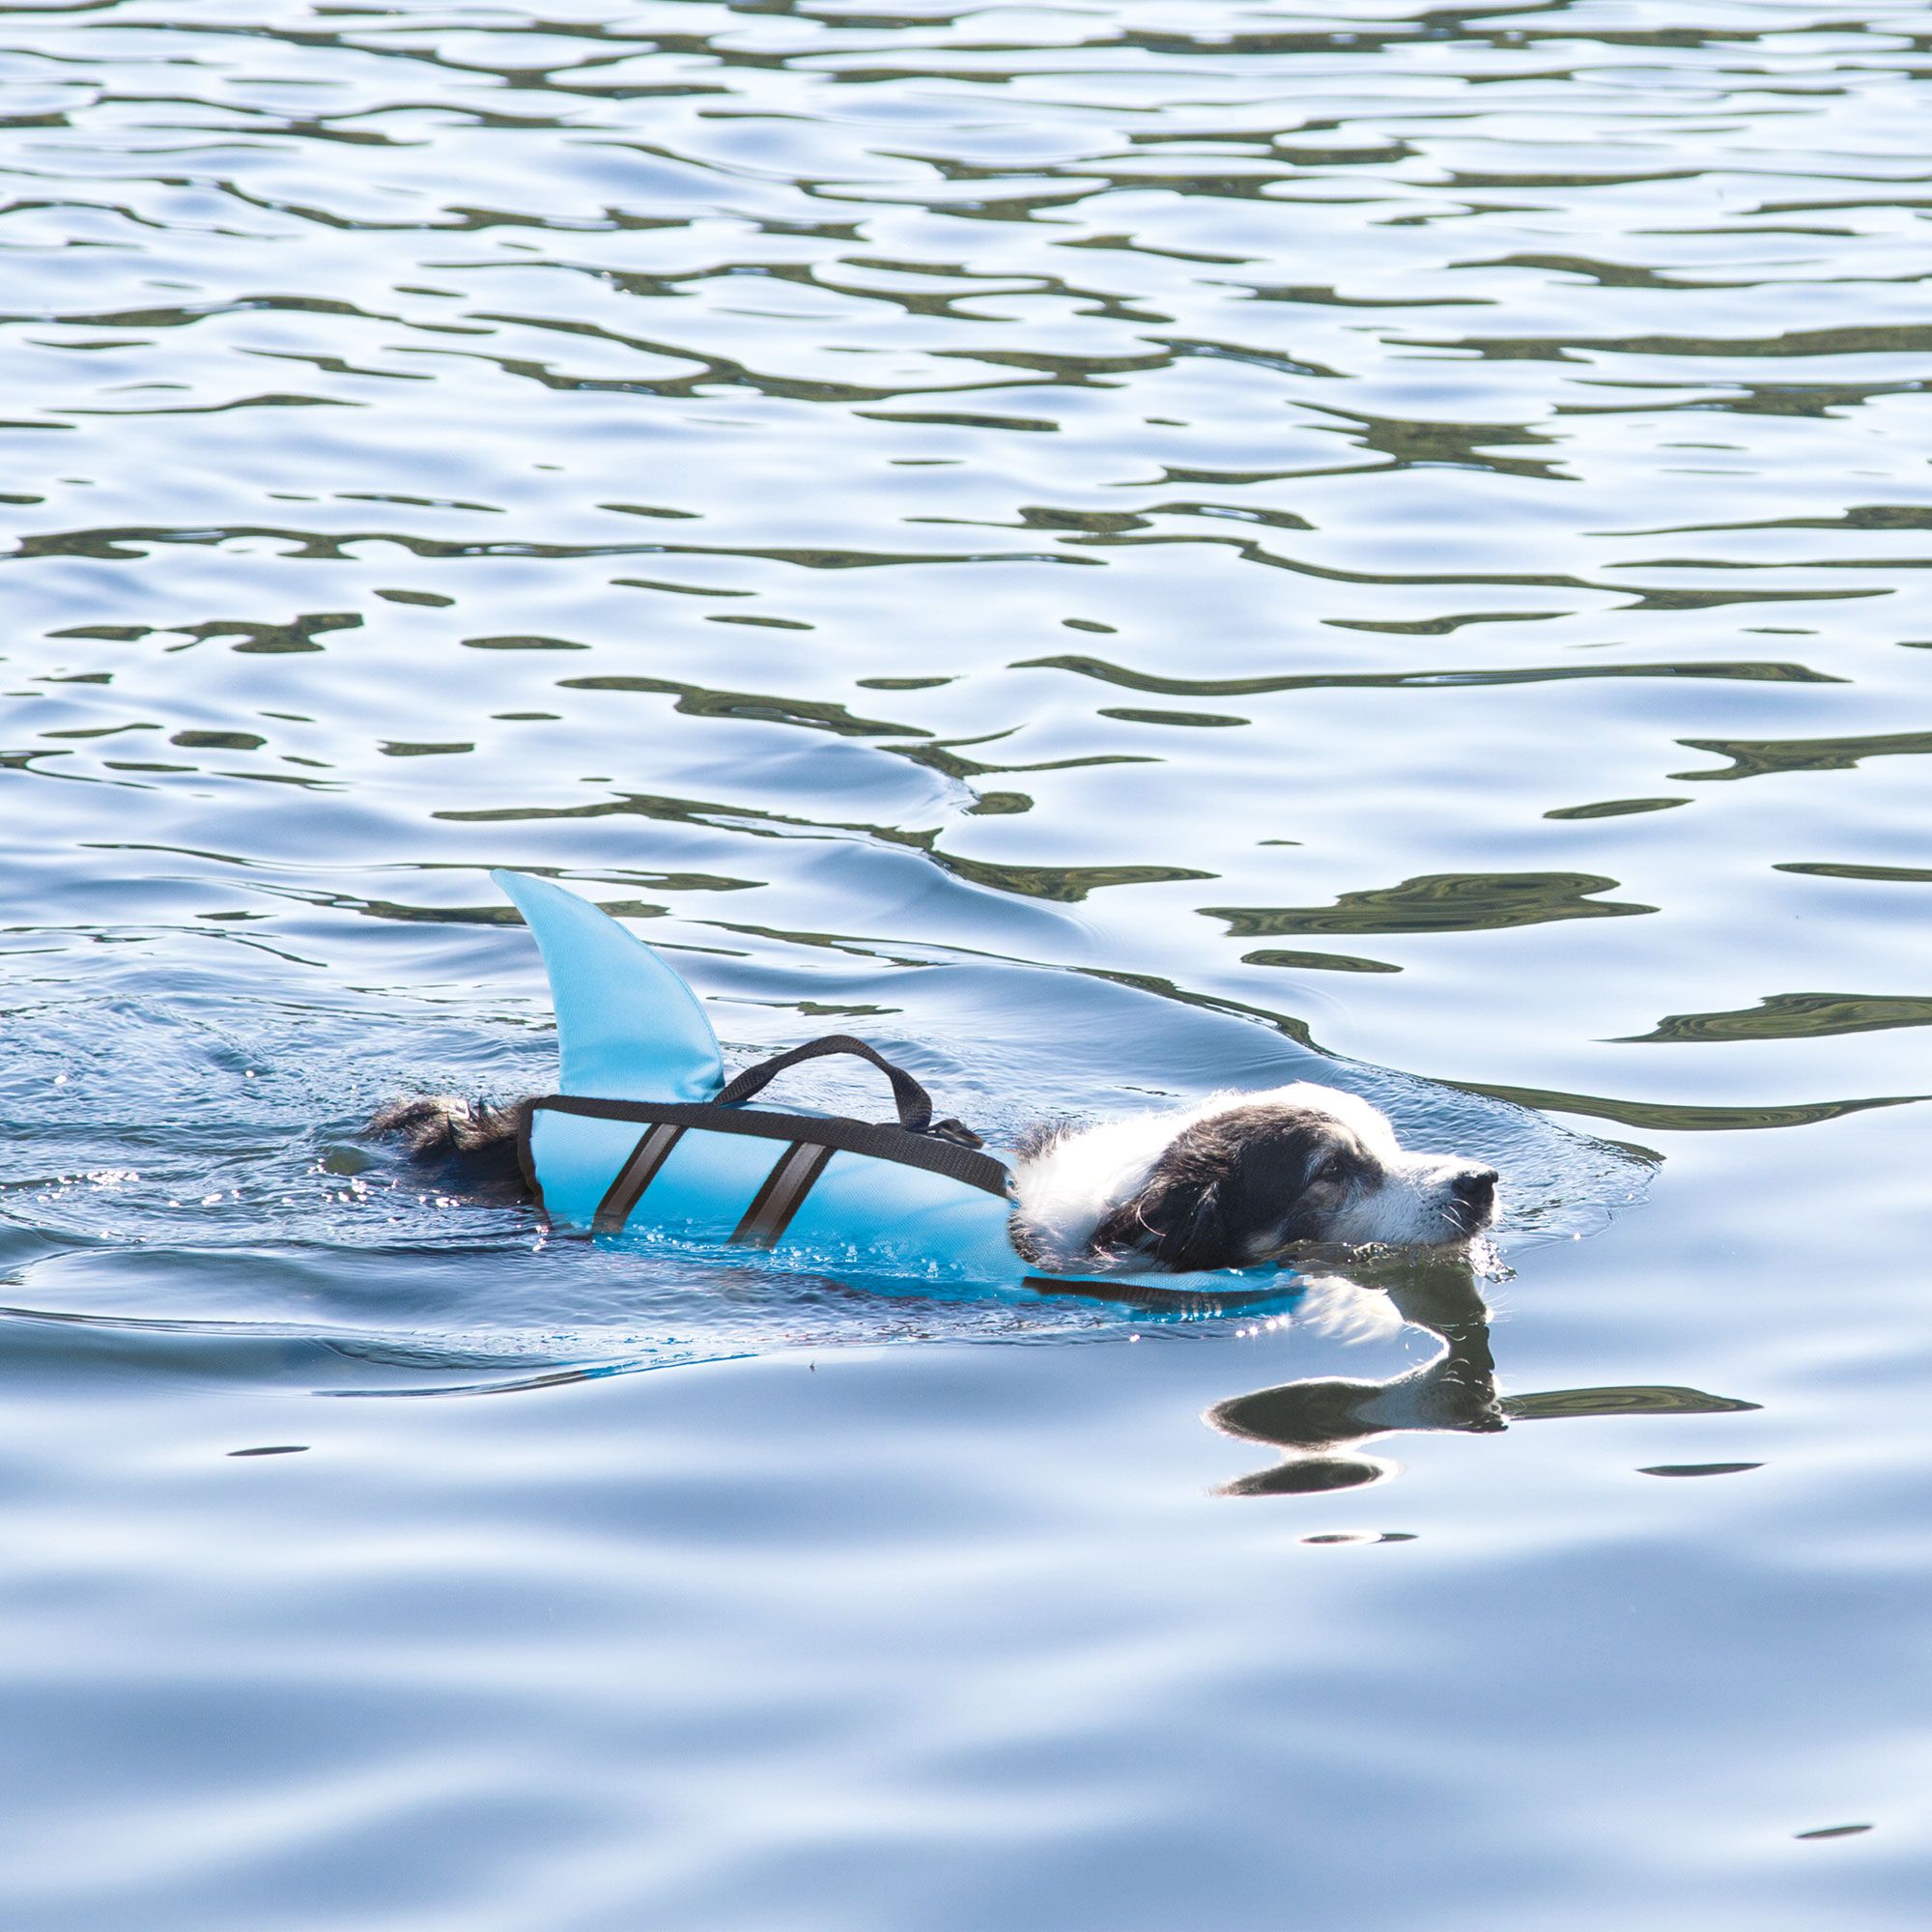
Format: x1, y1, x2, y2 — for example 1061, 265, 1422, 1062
365, 1094, 531, 1203
1092, 1102, 1377, 1268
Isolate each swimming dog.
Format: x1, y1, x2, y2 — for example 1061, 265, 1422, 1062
1009, 1083, 1496, 1271
375, 1079, 1497, 1273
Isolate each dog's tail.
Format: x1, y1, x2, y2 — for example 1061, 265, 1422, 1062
366, 1094, 533, 1201
368, 1094, 525, 1154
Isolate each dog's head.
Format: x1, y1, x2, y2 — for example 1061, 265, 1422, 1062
1085, 1084, 1498, 1271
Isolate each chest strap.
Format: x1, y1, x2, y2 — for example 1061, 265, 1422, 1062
525, 1093, 1014, 1217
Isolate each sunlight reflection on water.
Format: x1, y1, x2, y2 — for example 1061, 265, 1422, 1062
1, 0, 1929, 1924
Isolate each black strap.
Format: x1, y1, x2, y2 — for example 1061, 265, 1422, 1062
592, 1122, 684, 1235
714, 1035, 982, 1148
529, 1094, 1013, 1200
732, 1142, 835, 1248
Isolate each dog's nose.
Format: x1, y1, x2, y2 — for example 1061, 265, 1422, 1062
1452, 1166, 1498, 1204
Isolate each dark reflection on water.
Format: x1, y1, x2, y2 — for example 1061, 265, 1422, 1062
1021, 651, 1847, 695
1620, 993, 1932, 1046
1639, 1462, 1764, 1478
1456, 1082, 1927, 1135
1504, 1384, 1764, 1423
1208, 1255, 1505, 1495
1673, 731, 1932, 782
3, 0, 1931, 1923
1207, 1251, 1763, 1497
1208, 870, 1656, 937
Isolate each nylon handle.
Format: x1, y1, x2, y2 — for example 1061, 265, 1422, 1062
715, 1035, 936, 1133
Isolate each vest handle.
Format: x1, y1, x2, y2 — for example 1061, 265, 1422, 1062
715, 1035, 982, 1147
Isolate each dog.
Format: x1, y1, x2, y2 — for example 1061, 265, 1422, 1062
1009, 1083, 1497, 1271
368, 1094, 530, 1204
374, 1078, 1497, 1274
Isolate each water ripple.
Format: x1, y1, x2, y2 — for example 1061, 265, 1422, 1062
4, 1, 1931, 1923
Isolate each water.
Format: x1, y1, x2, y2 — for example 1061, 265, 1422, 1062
1, 0, 1928, 1922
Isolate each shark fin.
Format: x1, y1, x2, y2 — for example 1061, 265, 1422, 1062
492, 870, 724, 1102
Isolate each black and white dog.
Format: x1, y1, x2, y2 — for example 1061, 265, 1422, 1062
1008, 1083, 1497, 1271
377, 1079, 1497, 1272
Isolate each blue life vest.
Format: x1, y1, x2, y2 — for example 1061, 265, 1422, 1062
497, 870, 1296, 1313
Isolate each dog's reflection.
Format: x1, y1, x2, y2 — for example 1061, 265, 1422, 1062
1208, 1254, 1502, 1495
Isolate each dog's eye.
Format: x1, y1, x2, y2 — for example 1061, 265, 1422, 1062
1314, 1153, 1345, 1183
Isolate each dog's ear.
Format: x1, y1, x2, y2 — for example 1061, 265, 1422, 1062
1093, 1105, 1345, 1271
1093, 1165, 1232, 1270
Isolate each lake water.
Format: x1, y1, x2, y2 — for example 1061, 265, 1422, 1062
2, 0, 1929, 1923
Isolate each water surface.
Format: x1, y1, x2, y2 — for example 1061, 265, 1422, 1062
2, 0, 1929, 1924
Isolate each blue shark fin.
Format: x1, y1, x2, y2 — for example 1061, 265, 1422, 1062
491, 870, 724, 1102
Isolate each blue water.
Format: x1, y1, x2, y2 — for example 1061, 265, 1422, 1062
2, 0, 1929, 1923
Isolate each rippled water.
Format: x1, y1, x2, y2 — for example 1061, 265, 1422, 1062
3, 0, 1930, 1923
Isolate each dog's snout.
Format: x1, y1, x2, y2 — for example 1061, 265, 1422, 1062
1451, 1165, 1498, 1205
